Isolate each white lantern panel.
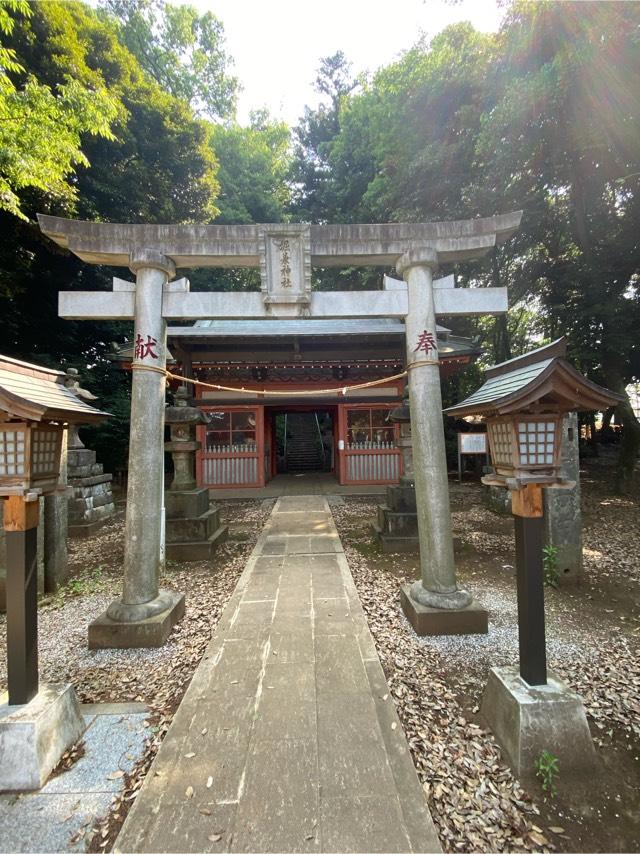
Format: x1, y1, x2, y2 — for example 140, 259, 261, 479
517, 419, 557, 466
0, 428, 26, 477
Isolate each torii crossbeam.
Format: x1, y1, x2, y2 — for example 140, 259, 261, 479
39, 212, 522, 646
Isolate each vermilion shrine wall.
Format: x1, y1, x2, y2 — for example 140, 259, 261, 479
194, 379, 405, 488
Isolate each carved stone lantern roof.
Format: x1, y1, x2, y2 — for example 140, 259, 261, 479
164, 387, 208, 425
443, 338, 623, 418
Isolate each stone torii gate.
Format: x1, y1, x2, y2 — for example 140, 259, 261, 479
38, 213, 522, 646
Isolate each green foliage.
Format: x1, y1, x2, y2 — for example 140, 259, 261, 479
535, 749, 559, 799
212, 110, 291, 224
102, 0, 237, 120
542, 544, 560, 588
0, 0, 118, 220
290, 51, 359, 223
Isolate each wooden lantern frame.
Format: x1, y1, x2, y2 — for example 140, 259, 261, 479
444, 338, 624, 490
485, 412, 564, 484
0, 421, 65, 496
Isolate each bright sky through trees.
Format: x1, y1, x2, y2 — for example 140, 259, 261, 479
187, 0, 505, 124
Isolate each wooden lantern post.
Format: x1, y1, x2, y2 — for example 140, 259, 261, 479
444, 339, 623, 688
0, 356, 109, 708
4, 495, 40, 704
511, 483, 547, 685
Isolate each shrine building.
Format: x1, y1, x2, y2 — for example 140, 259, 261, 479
116, 311, 478, 490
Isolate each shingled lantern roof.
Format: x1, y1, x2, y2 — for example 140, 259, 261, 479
444, 338, 622, 419
0, 354, 109, 424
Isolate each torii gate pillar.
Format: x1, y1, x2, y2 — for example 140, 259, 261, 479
90, 250, 185, 649
398, 249, 488, 635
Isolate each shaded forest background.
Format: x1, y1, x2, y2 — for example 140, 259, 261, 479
0, 0, 638, 488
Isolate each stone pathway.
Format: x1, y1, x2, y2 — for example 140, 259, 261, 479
116, 496, 440, 853
0, 703, 149, 853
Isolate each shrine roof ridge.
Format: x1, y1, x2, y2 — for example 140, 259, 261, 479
484, 338, 567, 379
175, 319, 450, 336
37, 212, 523, 269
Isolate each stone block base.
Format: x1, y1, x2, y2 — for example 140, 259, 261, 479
88, 591, 185, 649
68, 518, 109, 539
481, 666, 596, 779
0, 683, 85, 791
166, 525, 228, 562
400, 584, 488, 636
372, 522, 419, 553
165, 488, 209, 520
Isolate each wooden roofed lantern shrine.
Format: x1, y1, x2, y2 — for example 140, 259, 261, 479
443, 339, 623, 781
0, 354, 108, 738
0, 355, 109, 497
445, 338, 622, 491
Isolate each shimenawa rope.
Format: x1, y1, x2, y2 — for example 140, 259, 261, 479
130, 358, 439, 396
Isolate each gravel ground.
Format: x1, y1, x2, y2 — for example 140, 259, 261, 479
332, 473, 640, 853
0, 499, 273, 852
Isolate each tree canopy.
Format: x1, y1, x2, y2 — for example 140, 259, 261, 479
0, 0, 638, 485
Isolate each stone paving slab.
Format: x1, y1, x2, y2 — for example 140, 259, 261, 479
0, 706, 149, 853
116, 495, 441, 853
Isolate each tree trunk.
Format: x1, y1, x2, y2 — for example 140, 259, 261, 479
601, 368, 640, 493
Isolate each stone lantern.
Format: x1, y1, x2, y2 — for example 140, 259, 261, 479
389, 386, 414, 484
444, 338, 622, 779
374, 386, 421, 553
164, 387, 227, 561
0, 353, 109, 790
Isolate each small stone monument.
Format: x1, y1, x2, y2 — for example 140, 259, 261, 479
64, 370, 115, 538
374, 389, 420, 552
165, 388, 227, 560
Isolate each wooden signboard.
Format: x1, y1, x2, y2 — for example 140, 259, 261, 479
457, 431, 488, 482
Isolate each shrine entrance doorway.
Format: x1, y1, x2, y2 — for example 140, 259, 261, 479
272, 407, 336, 476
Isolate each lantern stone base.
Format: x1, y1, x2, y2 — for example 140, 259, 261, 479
0, 683, 85, 791
400, 584, 488, 635
373, 483, 419, 553
88, 590, 185, 649
165, 488, 228, 562
481, 666, 596, 780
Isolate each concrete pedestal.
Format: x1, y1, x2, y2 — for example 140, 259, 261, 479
373, 484, 419, 553
400, 584, 488, 636
165, 488, 227, 562
0, 683, 85, 791
88, 590, 185, 649
67, 447, 115, 539
481, 666, 596, 780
